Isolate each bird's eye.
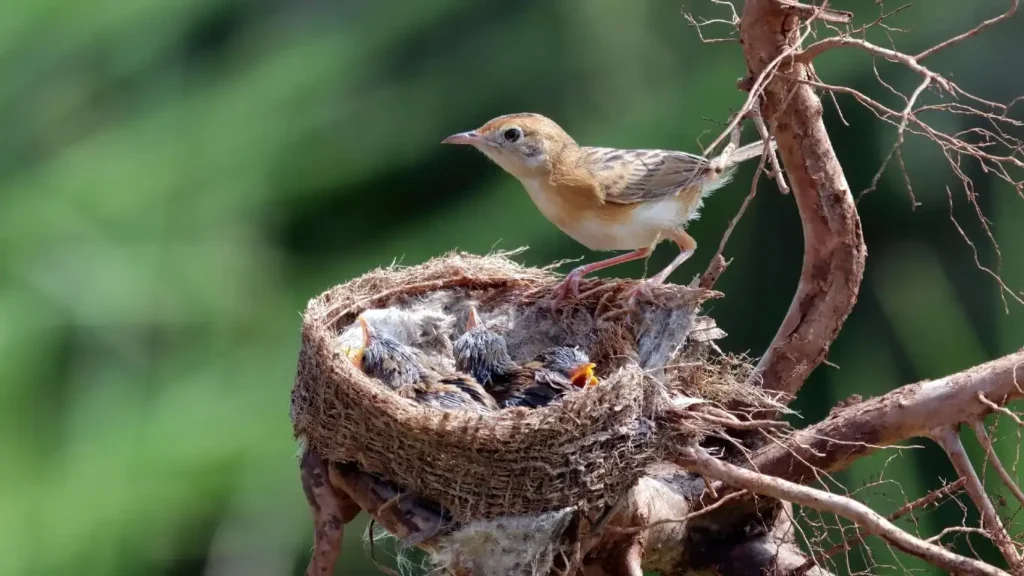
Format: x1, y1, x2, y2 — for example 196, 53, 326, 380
503, 128, 522, 143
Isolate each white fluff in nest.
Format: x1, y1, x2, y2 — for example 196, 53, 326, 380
430, 509, 573, 576
336, 307, 453, 353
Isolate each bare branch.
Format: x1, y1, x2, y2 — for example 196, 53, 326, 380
916, 0, 1019, 60
777, 0, 853, 24
751, 110, 790, 194
606, 490, 749, 535
792, 478, 969, 574
931, 427, 1022, 569
927, 526, 998, 544
796, 37, 951, 92
972, 421, 1024, 510
677, 446, 1011, 576
738, 0, 867, 399
775, 0, 1024, 307
978, 393, 1024, 426
750, 351, 1024, 484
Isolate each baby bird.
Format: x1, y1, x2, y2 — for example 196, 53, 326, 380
505, 346, 598, 409
442, 113, 770, 303
453, 306, 598, 409
335, 307, 452, 356
345, 317, 498, 412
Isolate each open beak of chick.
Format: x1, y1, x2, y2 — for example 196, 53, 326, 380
342, 316, 371, 370
569, 363, 599, 388
441, 130, 480, 146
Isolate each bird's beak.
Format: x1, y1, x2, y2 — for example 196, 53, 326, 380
358, 317, 373, 348
342, 317, 372, 370
570, 363, 599, 388
341, 345, 364, 369
466, 305, 482, 330
442, 130, 479, 145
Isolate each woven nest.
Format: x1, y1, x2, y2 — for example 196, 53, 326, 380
291, 250, 756, 522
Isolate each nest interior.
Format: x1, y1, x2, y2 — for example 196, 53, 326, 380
290, 251, 755, 522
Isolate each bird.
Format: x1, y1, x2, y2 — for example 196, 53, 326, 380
344, 316, 499, 412
335, 307, 452, 356
442, 113, 771, 303
453, 305, 598, 409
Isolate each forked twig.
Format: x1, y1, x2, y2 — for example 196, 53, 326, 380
791, 477, 968, 575
971, 421, 1024, 509
930, 427, 1022, 569
678, 446, 1010, 576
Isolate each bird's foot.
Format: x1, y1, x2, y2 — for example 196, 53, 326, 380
550, 267, 585, 311
625, 279, 657, 308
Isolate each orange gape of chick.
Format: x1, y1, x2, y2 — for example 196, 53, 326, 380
443, 113, 770, 304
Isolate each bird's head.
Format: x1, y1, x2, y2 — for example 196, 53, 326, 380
343, 316, 421, 389
535, 346, 600, 388
442, 113, 575, 179
453, 306, 515, 383
340, 316, 372, 370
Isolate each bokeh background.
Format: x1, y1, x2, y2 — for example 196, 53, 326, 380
1, 0, 1021, 574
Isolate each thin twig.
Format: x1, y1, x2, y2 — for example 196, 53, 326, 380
608, 490, 750, 535
751, 110, 790, 193
978, 393, 1024, 426
791, 478, 968, 575
931, 427, 1022, 569
690, 411, 792, 430
927, 526, 996, 544
678, 446, 1010, 576
971, 421, 1024, 509
797, 37, 952, 92
916, 0, 1019, 60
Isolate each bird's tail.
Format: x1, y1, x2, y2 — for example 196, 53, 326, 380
696, 137, 779, 200
717, 138, 777, 167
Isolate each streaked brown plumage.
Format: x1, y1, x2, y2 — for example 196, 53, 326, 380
345, 317, 498, 412
442, 113, 771, 303
453, 306, 598, 409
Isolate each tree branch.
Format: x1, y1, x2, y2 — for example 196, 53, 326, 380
931, 427, 1022, 569
677, 447, 1011, 576
972, 420, 1024, 509
749, 350, 1024, 484
738, 0, 867, 399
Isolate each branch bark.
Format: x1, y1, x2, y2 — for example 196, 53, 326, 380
739, 0, 867, 399
749, 350, 1024, 484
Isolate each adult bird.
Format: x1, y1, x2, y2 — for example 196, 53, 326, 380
442, 113, 771, 303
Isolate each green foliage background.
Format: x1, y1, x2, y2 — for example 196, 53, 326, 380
0, 1, 1020, 575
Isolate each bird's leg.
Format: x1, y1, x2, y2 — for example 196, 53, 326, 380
551, 247, 652, 306
626, 230, 697, 304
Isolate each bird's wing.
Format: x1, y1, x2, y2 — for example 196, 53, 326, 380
439, 374, 499, 411
414, 383, 478, 411
502, 385, 560, 409
581, 146, 711, 205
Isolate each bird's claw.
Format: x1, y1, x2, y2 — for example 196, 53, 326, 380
625, 280, 653, 308
550, 269, 584, 312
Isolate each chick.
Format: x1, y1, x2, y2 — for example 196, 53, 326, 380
453, 306, 598, 409
336, 307, 452, 356
345, 317, 498, 412
504, 347, 598, 409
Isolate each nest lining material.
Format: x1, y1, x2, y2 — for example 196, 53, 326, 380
291, 250, 761, 522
